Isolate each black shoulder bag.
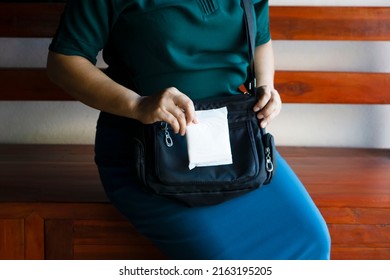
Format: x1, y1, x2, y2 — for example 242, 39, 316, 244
133, 0, 277, 207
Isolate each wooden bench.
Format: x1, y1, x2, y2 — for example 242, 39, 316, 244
0, 3, 389, 260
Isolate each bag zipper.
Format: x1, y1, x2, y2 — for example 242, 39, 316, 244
263, 133, 275, 184
160, 122, 173, 147
265, 146, 274, 173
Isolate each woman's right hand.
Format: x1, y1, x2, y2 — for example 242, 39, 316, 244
132, 87, 197, 136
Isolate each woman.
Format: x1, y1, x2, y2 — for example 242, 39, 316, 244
47, 0, 330, 259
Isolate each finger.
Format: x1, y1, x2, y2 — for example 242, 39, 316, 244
170, 106, 188, 136
172, 93, 197, 125
253, 86, 271, 112
257, 101, 277, 120
258, 106, 274, 128
158, 109, 180, 134
258, 92, 282, 128
158, 87, 189, 132
260, 110, 278, 128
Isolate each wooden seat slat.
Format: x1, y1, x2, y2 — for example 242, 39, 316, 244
1, 145, 389, 209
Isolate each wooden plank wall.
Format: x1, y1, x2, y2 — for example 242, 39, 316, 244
0, 4, 389, 103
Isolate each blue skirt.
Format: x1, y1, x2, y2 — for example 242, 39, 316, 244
95, 112, 331, 260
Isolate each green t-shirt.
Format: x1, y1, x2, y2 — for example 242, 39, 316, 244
49, 0, 270, 99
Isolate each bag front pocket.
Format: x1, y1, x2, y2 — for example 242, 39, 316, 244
152, 118, 261, 189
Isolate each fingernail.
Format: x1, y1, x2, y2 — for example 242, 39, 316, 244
261, 121, 268, 128
257, 114, 264, 119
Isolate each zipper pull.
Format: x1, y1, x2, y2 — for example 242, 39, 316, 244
262, 133, 275, 185
265, 147, 274, 173
161, 122, 173, 147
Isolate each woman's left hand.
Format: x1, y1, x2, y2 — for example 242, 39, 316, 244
253, 85, 282, 128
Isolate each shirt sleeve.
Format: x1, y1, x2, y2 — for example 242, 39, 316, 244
49, 0, 117, 64
254, 0, 271, 46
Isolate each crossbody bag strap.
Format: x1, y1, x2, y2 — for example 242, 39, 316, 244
242, 0, 272, 138
241, 0, 256, 94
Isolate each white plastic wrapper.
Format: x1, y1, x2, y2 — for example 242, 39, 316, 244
186, 107, 233, 170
